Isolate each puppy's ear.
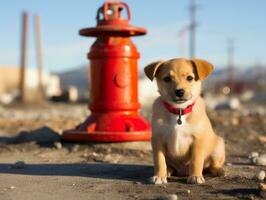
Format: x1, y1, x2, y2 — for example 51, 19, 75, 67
144, 60, 164, 81
191, 58, 213, 80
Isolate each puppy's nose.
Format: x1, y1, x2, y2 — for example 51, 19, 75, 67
175, 89, 185, 97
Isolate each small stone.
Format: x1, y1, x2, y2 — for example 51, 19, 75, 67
252, 157, 257, 164
92, 152, 98, 157
11, 161, 25, 169
226, 162, 232, 166
256, 170, 265, 181
54, 142, 62, 149
157, 194, 178, 200
249, 152, 259, 159
229, 98, 240, 110
255, 154, 266, 166
187, 190, 191, 195
10, 186, 15, 190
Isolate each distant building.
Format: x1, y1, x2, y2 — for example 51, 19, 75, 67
0, 66, 61, 104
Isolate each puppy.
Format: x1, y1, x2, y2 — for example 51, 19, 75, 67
144, 58, 225, 184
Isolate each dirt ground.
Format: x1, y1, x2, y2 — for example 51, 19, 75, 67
0, 102, 266, 200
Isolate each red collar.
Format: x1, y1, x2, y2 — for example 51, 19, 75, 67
163, 101, 195, 116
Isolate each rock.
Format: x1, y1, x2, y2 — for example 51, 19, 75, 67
229, 98, 240, 110
54, 142, 62, 149
10, 186, 15, 190
249, 152, 259, 159
254, 154, 266, 166
256, 170, 265, 181
157, 194, 178, 200
92, 152, 98, 157
187, 190, 191, 195
259, 183, 266, 198
14, 127, 61, 144
252, 157, 257, 164
226, 162, 232, 166
11, 161, 25, 169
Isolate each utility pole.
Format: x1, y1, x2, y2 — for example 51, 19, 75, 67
227, 38, 234, 89
189, 0, 197, 58
19, 12, 28, 103
34, 14, 45, 101
179, 26, 187, 57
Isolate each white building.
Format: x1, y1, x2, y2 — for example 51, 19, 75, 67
0, 66, 61, 104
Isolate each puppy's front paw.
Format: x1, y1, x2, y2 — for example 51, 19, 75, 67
148, 176, 167, 184
187, 175, 205, 184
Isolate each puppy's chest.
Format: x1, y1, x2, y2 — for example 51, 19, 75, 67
166, 116, 194, 157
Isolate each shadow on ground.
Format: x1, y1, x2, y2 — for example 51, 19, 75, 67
0, 163, 153, 182
0, 126, 61, 146
211, 188, 260, 198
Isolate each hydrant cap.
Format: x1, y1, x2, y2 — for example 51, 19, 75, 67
79, 1, 147, 37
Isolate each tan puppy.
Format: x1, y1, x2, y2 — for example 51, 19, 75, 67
144, 58, 225, 184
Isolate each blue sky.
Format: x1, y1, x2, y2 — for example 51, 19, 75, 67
0, 0, 265, 72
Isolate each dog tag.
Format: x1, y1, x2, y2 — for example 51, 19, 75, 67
177, 112, 182, 125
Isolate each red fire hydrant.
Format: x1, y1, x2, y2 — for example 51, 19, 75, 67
63, 1, 151, 142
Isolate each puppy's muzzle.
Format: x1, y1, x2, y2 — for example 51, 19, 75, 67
175, 89, 185, 98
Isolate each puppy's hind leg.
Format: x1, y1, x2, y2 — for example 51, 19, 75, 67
165, 157, 175, 177
167, 165, 174, 177
210, 136, 225, 177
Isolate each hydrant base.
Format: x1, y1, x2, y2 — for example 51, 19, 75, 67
62, 130, 151, 143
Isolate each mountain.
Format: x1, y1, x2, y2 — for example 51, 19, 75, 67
55, 64, 265, 94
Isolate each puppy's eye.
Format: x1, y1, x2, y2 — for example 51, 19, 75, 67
163, 76, 171, 82
186, 75, 194, 82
